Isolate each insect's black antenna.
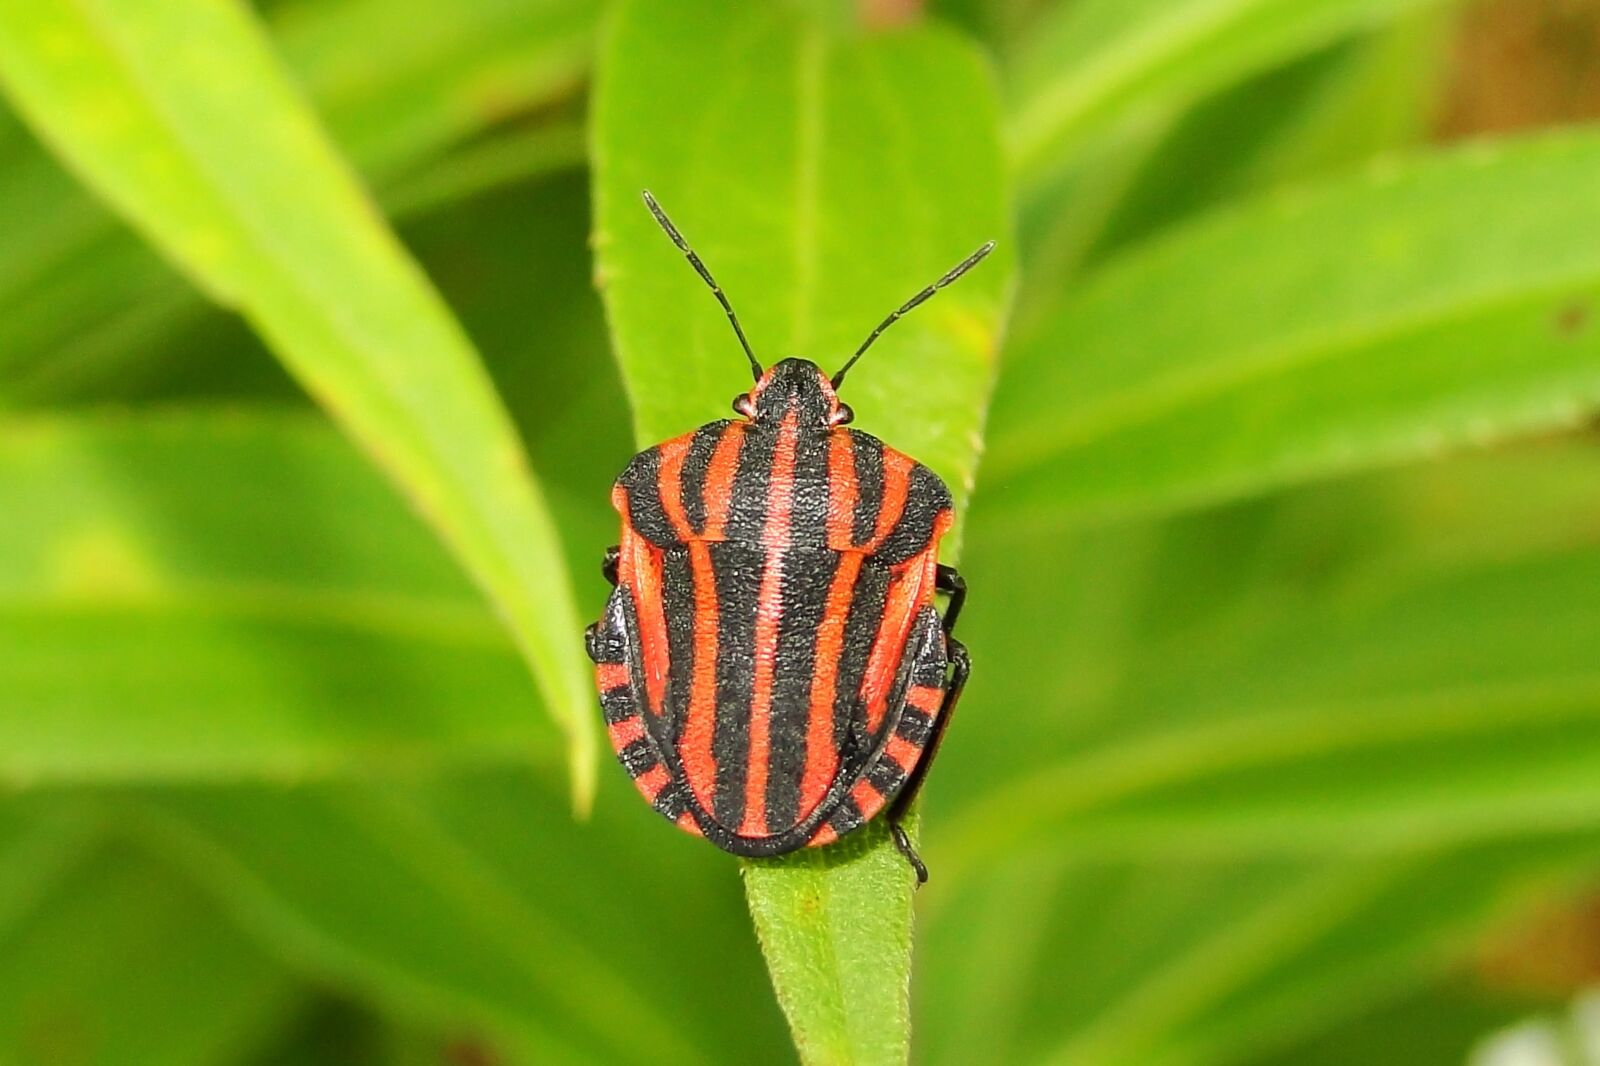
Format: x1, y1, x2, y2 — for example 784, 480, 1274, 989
641, 190, 762, 381
831, 240, 996, 390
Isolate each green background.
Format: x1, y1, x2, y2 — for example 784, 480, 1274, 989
1, 0, 1599, 1063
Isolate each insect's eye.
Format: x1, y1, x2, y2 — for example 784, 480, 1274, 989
832, 403, 854, 426
732, 394, 755, 417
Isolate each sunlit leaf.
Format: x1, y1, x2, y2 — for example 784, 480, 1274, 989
945, 441, 1600, 867
0, 413, 555, 784
593, 1, 1011, 1061
988, 132, 1600, 530
0, 0, 598, 804
0, 0, 597, 405
1006, 0, 1454, 188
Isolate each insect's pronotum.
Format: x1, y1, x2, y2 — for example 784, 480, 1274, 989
585, 191, 992, 881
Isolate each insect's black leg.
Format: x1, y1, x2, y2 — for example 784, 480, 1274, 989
886, 637, 970, 885
935, 564, 966, 636
602, 545, 620, 587
891, 823, 929, 885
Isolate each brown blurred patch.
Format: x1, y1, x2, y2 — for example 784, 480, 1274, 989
1475, 891, 1600, 996
861, 0, 923, 30
1438, 0, 1600, 139
444, 1038, 502, 1066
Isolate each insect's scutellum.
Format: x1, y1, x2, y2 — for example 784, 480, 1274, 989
585, 191, 992, 883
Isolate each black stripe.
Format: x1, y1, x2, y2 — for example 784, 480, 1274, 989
680, 422, 728, 536
828, 796, 864, 837
786, 423, 832, 551
867, 756, 908, 799
724, 422, 776, 543
834, 560, 892, 754
658, 547, 697, 747
616, 447, 676, 546
588, 593, 630, 664
896, 707, 933, 746
710, 541, 763, 827
874, 465, 953, 565
652, 782, 691, 820
600, 693, 635, 726
617, 738, 657, 778
908, 606, 949, 687
849, 431, 884, 549
765, 548, 839, 830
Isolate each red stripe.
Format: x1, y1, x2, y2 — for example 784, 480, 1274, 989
678, 426, 742, 813
634, 763, 669, 802
655, 439, 695, 541
702, 423, 744, 539
808, 822, 839, 847
826, 429, 858, 550
905, 684, 943, 715
885, 734, 921, 774
799, 550, 861, 819
861, 563, 925, 734
679, 539, 720, 812
608, 716, 645, 750
618, 521, 670, 716
594, 662, 628, 691
866, 449, 913, 550
741, 410, 799, 837
675, 811, 703, 837
798, 430, 865, 817
851, 778, 887, 822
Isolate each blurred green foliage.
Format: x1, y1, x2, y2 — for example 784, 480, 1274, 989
0, 0, 1597, 1064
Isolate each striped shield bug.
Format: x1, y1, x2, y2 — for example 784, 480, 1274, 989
585, 191, 991, 881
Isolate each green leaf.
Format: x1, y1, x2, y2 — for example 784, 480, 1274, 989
903, 437, 1600, 1061
986, 131, 1600, 531
0, 0, 598, 805
1085, 9, 1453, 265
1012, 13, 1455, 335
0, 836, 302, 1066
0, 412, 558, 784
592, 2, 1011, 1062
919, 837, 1600, 1066
125, 773, 789, 1065
271, 0, 594, 179
0, 805, 102, 941
0, 0, 597, 405
940, 440, 1600, 869
1242, 984, 1537, 1066
379, 121, 587, 221
1005, 0, 1455, 189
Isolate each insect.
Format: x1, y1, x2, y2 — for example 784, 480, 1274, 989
585, 190, 991, 881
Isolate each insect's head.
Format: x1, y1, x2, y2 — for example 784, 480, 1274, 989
641, 190, 994, 425
733, 358, 852, 427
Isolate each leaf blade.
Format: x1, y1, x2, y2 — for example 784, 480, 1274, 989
0, 0, 597, 405
0, 0, 597, 804
1006, 0, 1455, 188
0, 411, 563, 785
943, 442, 1600, 870
987, 131, 1600, 530
592, 3, 1012, 1062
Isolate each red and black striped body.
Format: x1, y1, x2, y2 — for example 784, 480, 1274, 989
587, 358, 961, 857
